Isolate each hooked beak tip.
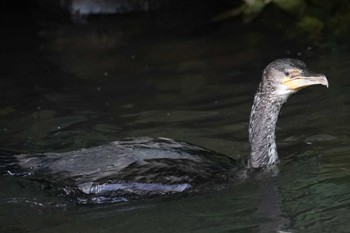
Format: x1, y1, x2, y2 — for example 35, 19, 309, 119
318, 75, 329, 88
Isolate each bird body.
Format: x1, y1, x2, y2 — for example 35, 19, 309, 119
1, 59, 328, 203
8, 137, 244, 203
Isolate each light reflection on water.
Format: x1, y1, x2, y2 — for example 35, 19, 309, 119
0, 12, 349, 233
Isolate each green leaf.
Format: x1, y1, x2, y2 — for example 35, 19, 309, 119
297, 16, 324, 39
273, 0, 304, 12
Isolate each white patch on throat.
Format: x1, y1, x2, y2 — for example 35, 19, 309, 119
272, 84, 294, 96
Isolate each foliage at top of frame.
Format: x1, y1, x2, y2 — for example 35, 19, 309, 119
213, 0, 350, 44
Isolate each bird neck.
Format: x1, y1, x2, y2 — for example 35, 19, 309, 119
248, 89, 288, 168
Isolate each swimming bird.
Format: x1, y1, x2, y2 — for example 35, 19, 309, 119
1, 58, 328, 204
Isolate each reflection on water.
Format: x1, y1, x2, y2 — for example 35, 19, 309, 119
1, 8, 350, 233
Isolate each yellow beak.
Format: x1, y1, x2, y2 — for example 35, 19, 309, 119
282, 72, 328, 90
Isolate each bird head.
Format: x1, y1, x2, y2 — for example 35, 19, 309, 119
262, 58, 328, 96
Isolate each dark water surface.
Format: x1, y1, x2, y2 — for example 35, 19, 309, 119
1, 11, 349, 233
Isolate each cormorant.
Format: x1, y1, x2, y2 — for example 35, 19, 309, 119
1, 58, 328, 204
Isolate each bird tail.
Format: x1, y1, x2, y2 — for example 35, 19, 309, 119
0, 148, 26, 176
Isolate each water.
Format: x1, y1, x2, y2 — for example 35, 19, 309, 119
1, 9, 350, 233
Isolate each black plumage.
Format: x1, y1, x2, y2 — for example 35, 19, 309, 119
1, 58, 328, 203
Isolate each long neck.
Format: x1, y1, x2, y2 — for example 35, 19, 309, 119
248, 88, 288, 168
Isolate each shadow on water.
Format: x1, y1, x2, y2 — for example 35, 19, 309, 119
0, 4, 350, 233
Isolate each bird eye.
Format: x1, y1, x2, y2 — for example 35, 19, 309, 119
283, 70, 290, 76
